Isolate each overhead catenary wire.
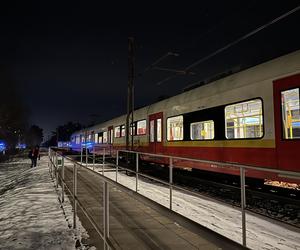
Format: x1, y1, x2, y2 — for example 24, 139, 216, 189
156, 4, 300, 86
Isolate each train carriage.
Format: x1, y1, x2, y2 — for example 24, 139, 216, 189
70, 50, 300, 184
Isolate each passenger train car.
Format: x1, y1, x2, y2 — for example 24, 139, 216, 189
70, 50, 300, 184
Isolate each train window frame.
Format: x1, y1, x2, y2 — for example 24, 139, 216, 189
121, 124, 125, 137
94, 133, 98, 143
114, 126, 121, 138
150, 120, 155, 142
280, 87, 300, 140
130, 122, 136, 136
157, 118, 162, 142
167, 115, 184, 141
137, 119, 147, 136
103, 131, 108, 143
190, 120, 215, 140
224, 98, 264, 140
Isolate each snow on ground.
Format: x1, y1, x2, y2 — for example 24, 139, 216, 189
87, 164, 300, 250
0, 156, 92, 250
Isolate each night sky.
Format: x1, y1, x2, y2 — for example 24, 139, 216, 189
1, 1, 300, 139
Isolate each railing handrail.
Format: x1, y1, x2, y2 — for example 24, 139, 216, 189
118, 149, 300, 179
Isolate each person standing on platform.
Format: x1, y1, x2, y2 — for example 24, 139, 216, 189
31, 145, 40, 167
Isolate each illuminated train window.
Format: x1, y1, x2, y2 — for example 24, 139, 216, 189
225, 99, 263, 139
130, 123, 136, 135
157, 119, 162, 142
76, 136, 80, 144
94, 133, 98, 143
137, 120, 146, 135
281, 88, 300, 139
103, 131, 108, 143
150, 120, 155, 142
190, 120, 214, 140
121, 125, 126, 137
114, 126, 120, 138
167, 115, 183, 141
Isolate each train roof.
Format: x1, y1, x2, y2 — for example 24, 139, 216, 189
72, 49, 300, 136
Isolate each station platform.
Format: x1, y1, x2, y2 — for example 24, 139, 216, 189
62, 162, 245, 250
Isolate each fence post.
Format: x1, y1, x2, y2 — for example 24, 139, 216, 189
102, 148, 105, 175
86, 143, 88, 168
62, 157, 65, 203
73, 163, 77, 229
93, 145, 95, 171
80, 144, 83, 164
169, 157, 173, 210
240, 167, 246, 247
136, 153, 139, 192
55, 152, 58, 188
116, 150, 119, 182
103, 182, 109, 249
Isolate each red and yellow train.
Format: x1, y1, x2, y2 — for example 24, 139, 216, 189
71, 50, 300, 184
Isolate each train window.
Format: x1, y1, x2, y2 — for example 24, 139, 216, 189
110, 129, 113, 143
225, 99, 263, 139
94, 133, 98, 143
130, 122, 136, 135
190, 120, 214, 140
88, 134, 91, 142
167, 115, 183, 141
121, 125, 126, 137
137, 120, 146, 135
81, 135, 85, 143
157, 119, 162, 142
281, 88, 300, 139
114, 126, 120, 138
150, 120, 155, 142
76, 136, 80, 144
103, 131, 108, 143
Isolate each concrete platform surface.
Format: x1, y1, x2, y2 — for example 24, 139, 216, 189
62, 161, 245, 250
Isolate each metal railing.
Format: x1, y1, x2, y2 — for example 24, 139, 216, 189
48, 148, 113, 249
51, 147, 300, 249
113, 149, 300, 248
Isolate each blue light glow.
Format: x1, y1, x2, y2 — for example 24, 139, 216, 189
0, 141, 6, 152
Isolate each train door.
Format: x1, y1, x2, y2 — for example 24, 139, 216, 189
273, 73, 300, 171
148, 112, 163, 154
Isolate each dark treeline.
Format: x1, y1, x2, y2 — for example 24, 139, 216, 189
44, 122, 83, 147
0, 66, 44, 151
0, 66, 27, 150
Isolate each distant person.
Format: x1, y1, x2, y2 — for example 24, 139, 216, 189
32, 145, 40, 167
29, 145, 40, 167
28, 148, 34, 167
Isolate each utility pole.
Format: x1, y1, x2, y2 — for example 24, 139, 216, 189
126, 37, 135, 151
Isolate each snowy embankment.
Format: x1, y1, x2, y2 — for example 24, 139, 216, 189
88, 164, 300, 250
0, 156, 89, 250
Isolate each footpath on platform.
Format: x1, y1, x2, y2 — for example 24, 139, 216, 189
0, 155, 90, 250
57, 154, 245, 250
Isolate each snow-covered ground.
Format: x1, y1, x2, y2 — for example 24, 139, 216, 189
0, 156, 91, 250
87, 164, 300, 250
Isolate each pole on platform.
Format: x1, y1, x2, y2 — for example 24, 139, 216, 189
240, 167, 247, 247
126, 37, 135, 151
169, 157, 173, 210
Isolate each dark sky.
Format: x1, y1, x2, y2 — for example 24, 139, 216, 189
1, 1, 300, 139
